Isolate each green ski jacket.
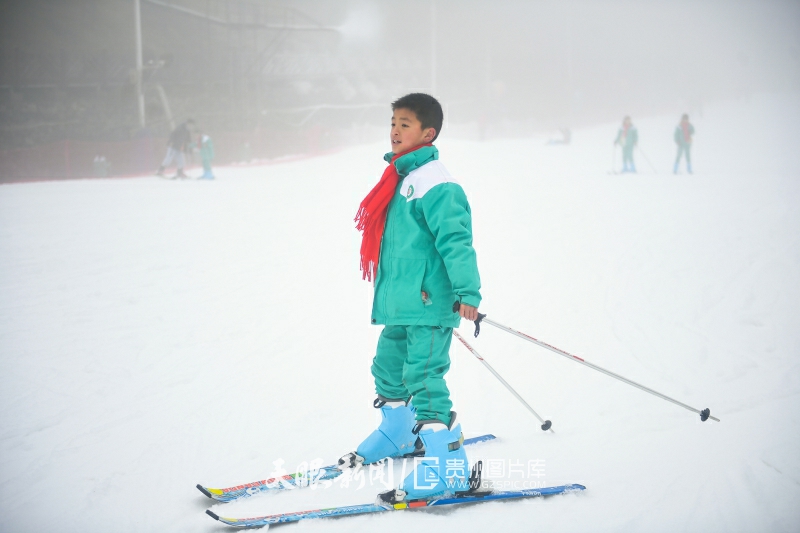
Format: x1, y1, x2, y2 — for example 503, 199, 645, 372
674, 123, 695, 146
371, 146, 481, 327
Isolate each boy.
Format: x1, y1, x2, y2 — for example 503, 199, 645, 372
614, 116, 638, 173
343, 93, 482, 503
673, 113, 694, 174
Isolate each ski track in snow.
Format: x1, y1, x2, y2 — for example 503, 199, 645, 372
1, 93, 799, 532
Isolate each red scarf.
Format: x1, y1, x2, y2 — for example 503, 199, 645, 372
355, 144, 430, 281
681, 121, 691, 143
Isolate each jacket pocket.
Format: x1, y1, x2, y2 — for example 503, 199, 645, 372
384, 258, 426, 320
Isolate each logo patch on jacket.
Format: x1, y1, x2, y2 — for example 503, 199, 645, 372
406, 185, 415, 199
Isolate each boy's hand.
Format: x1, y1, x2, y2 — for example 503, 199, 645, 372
459, 304, 479, 321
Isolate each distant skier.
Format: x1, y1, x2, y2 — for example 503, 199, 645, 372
198, 133, 215, 180
673, 114, 695, 174
92, 155, 110, 177
156, 119, 195, 178
614, 116, 638, 173
345, 93, 482, 504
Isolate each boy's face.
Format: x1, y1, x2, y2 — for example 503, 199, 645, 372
390, 108, 436, 154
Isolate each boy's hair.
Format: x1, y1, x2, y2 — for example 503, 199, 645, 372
392, 93, 443, 142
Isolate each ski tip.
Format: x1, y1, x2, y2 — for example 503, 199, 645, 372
541, 420, 552, 431
463, 434, 496, 445
700, 408, 710, 422
196, 484, 214, 499
206, 510, 220, 521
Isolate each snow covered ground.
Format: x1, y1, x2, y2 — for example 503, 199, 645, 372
1, 93, 799, 532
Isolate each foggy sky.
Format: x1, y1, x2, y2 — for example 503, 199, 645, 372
1, 0, 798, 137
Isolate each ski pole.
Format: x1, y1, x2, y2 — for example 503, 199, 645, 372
453, 330, 553, 432
477, 315, 718, 422
636, 145, 658, 174
452, 302, 719, 423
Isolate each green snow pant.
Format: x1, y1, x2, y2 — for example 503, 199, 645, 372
675, 144, 691, 166
622, 145, 635, 171
371, 325, 454, 425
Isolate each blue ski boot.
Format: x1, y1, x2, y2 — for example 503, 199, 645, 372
338, 397, 419, 469
379, 412, 474, 504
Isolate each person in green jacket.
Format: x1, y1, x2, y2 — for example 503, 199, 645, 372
614, 116, 638, 173
673, 114, 695, 174
199, 134, 215, 180
343, 93, 481, 503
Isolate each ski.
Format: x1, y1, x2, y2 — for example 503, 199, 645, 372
197, 434, 497, 503
207, 483, 586, 528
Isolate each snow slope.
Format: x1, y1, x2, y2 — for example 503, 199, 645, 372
1, 93, 799, 532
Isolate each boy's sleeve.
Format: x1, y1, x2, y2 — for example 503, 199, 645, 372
419, 183, 482, 308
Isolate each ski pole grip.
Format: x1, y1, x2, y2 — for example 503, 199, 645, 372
474, 313, 486, 337
452, 301, 485, 337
